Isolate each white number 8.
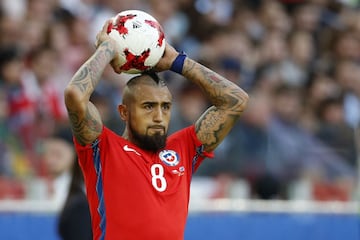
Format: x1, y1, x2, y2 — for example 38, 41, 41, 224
151, 164, 167, 192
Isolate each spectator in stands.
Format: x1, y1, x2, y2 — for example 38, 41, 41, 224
334, 60, 360, 129
301, 71, 341, 132
24, 45, 69, 135
267, 83, 355, 199
58, 158, 92, 240
315, 96, 357, 168
0, 45, 37, 173
27, 130, 74, 205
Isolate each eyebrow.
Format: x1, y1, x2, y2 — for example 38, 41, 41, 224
141, 101, 172, 105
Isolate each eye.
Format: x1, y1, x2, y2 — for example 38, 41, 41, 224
162, 103, 171, 111
144, 104, 153, 110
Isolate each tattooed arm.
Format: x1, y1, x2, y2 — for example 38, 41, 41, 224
64, 41, 116, 145
155, 44, 249, 152
64, 21, 118, 146
182, 58, 249, 152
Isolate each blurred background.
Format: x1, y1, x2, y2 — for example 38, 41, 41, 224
0, 0, 359, 239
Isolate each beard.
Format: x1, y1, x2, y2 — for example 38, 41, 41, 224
129, 123, 167, 152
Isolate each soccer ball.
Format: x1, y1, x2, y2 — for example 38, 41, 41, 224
107, 10, 166, 74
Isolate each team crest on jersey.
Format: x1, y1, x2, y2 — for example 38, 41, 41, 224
159, 150, 180, 166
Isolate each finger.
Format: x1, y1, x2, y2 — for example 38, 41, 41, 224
95, 32, 101, 48
103, 19, 113, 33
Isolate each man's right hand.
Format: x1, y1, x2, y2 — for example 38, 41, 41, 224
95, 19, 123, 74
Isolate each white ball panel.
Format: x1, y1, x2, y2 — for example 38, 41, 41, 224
106, 10, 165, 73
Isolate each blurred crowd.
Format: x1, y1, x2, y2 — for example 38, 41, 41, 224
0, 0, 359, 205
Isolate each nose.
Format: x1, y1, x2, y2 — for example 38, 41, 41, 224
153, 106, 163, 123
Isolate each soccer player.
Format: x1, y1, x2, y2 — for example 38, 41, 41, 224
64, 20, 249, 240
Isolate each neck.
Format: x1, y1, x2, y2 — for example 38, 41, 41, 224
122, 129, 129, 141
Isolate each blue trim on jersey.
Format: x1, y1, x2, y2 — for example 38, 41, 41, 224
191, 145, 204, 173
92, 139, 106, 240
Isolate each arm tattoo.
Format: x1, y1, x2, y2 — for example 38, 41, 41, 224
71, 68, 90, 93
67, 103, 103, 146
70, 42, 115, 96
183, 59, 248, 151
195, 107, 239, 150
66, 42, 115, 145
183, 60, 245, 112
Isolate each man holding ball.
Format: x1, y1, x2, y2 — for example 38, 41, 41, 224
64, 18, 248, 240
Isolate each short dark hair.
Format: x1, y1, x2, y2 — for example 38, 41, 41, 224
143, 70, 161, 83
127, 70, 166, 87
0, 45, 22, 69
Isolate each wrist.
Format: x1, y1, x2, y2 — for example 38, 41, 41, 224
98, 40, 117, 58
170, 51, 187, 74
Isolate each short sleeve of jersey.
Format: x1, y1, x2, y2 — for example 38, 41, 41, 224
168, 125, 214, 173
73, 127, 114, 169
73, 126, 117, 149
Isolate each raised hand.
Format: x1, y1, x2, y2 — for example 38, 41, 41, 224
153, 43, 179, 72
95, 19, 123, 74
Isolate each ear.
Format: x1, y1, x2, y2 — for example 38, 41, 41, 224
118, 104, 128, 121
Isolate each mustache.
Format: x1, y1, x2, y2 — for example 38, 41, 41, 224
148, 125, 165, 130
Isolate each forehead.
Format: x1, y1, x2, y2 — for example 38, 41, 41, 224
132, 84, 172, 103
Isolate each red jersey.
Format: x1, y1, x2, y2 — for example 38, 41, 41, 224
74, 125, 213, 240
